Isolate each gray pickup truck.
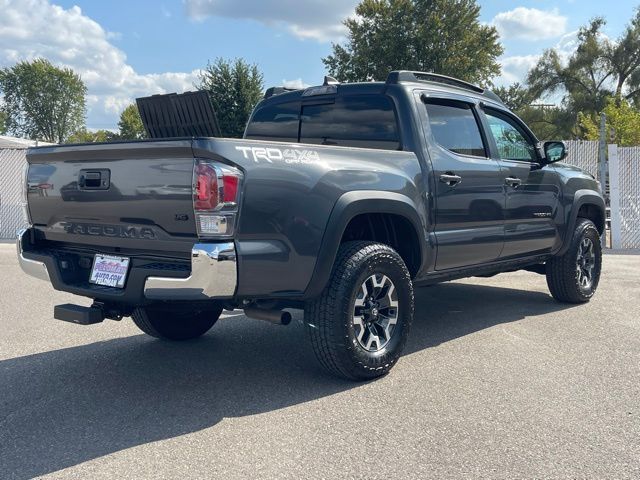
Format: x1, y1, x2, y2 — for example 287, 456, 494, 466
18, 71, 605, 380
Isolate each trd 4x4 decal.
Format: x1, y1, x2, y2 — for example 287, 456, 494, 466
235, 146, 320, 164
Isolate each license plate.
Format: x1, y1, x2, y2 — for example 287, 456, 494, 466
89, 254, 130, 288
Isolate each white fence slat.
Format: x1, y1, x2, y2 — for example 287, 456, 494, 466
617, 146, 640, 249
608, 144, 622, 249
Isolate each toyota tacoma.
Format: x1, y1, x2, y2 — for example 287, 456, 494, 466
17, 71, 605, 380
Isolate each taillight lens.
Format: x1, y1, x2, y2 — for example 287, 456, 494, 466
194, 163, 219, 210
193, 159, 242, 238
222, 174, 239, 203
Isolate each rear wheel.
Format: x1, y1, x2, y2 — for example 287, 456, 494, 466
546, 218, 602, 303
132, 303, 223, 340
305, 241, 414, 380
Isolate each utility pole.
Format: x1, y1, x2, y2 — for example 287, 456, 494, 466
598, 112, 608, 248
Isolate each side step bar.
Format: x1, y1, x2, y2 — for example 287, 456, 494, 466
54, 304, 105, 325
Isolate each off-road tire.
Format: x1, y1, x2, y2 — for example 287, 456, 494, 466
305, 241, 414, 381
546, 218, 602, 303
132, 303, 223, 340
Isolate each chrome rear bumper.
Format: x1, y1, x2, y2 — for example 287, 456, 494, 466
16, 229, 50, 282
144, 242, 237, 300
17, 228, 237, 301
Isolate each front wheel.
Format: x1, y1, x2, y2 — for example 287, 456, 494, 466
546, 218, 602, 303
305, 241, 414, 381
132, 303, 223, 340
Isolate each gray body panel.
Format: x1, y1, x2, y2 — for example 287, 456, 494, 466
23, 79, 604, 306
27, 141, 197, 257
26, 137, 425, 299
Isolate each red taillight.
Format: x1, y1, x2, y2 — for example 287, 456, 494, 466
223, 174, 239, 203
193, 160, 242, 238
194, 163, 219, 210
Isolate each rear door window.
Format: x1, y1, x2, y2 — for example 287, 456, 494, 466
425, 101, 486, 157
245, 102, 300, 142
300, 95, 400, 150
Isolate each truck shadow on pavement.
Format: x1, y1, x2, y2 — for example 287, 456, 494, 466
0, 281, 572, 479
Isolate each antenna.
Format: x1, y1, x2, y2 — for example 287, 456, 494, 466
323, 76, 339, 86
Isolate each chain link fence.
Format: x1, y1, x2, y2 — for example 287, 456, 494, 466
610, 145, 640, 249
0, 148, 28, 239
563, 140, 600, 177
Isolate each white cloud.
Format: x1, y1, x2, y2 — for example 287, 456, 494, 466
282, 78, 309, 89
495, 54, 541, 86
493, 7, 567, 41
494, 30, 589, 87
555, 30, 581, 62
184, 0, 359, 42
0, 0, 198, 129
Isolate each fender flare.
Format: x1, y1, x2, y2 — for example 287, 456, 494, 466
557, 189, 605, 256
303, 190, 426, 299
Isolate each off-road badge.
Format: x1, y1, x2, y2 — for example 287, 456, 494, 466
235, 146, 320, 164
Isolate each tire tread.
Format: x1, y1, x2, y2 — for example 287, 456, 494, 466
305, 241, 413, 380
546, 218, 602, 303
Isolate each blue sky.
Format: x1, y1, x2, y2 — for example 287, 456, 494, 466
1, 0, 637, 129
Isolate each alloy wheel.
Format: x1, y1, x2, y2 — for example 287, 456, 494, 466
576, 237, 596, 290
353, 274, 399, 352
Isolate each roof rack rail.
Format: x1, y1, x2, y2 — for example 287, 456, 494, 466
482, 90, 504, 104
386, 71, 484, 94
264, 86, 300, 99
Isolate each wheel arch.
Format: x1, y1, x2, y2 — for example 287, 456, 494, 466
557, 190, 606, 256
303, 191, 426, 299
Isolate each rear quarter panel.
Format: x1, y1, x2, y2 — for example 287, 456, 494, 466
193, 138, 425, 298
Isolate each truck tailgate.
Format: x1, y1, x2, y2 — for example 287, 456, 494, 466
26, 140, 197, 255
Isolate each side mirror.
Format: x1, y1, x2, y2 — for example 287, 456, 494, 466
543, 141, 567, 163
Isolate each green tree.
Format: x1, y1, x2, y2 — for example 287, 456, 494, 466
518, 106, 578, 140
0, 111, 6, 135
66, 129, 117, 144
323, 0, 503, 85
526, 19, 611, 118
0, 58, 86, 143
118, 103, 146, 140
606, 8, 640, 100
196, 58, 264, 138
493, 83, 533, 112
526, 9, 640, 135
579, 98, 640, 146
494, 83, 577, 140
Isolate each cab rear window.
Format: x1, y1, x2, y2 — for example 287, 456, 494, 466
245, 95, 401, 151
300, 96, 400, 150
244, 101, 300, 142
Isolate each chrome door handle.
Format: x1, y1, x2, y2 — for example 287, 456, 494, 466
505, 177, 522, 188
439, 173, 462, 187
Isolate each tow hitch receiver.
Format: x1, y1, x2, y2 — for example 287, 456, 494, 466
54, 303, 105, 325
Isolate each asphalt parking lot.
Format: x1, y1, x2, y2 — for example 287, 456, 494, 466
1, 244, 639, 479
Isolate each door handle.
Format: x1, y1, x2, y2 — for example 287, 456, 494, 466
439, 173, 462, 187
505, 176, 522, 188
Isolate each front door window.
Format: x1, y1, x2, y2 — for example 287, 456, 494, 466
484, 110, 537, 162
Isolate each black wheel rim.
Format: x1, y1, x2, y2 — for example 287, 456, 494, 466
576, 237, 596, 290
353, 274, 399, 352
